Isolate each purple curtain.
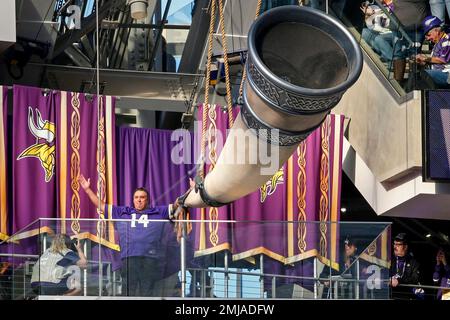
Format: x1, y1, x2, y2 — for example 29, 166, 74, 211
117, 126, 195, 274
117, 127, 194, 206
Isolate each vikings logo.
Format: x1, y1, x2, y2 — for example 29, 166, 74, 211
17, 107, 56, 182
260, 167, 284, 203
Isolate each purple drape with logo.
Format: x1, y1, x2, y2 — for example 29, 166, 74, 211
194, 106, 344, 275
12, 85, 59, 236
11, 86, 117, 253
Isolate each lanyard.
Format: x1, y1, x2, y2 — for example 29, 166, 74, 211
396, 257, 406, 277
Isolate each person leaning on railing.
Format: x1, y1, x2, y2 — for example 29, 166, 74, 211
389, 233, 422, 300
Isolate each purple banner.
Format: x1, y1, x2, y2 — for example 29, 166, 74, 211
12, 85, 59, 236
61, 93, 117, 247
11, 86, 117, 248
194, 106, 344, 270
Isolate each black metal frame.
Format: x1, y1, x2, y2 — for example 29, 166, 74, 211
422, 89, 450, 182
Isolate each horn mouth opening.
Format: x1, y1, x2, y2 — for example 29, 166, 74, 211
247, 5, 363, 98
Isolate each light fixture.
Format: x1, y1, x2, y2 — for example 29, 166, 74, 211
425, 233, 432, 238
127, 0, 148, 20
340, 207, 347, 213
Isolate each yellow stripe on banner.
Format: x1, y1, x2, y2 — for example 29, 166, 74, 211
194, 242, 231, 258
59, 91, 67, 235
232, 246, 288, 264
287, 156, 294, 257
381, 228, 388, 261
330, 115, 341, 264
360, 253, 391, 268
0, 87, 7, 236
199, 208, 206, 250
105, 96, 116, 244
8, 226, 55, 242
76, 231, 120, 251
284, 249, 319, 265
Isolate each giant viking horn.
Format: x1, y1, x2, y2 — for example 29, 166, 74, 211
183, 5, 363, 208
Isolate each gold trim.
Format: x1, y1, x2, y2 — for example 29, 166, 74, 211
0, 233, 9, 241
285, 249, 319, 264
75, 231, 120, 251
199, 208, 206, 250
317, 254, 340, 271
297, 141, 307, 253
287, 156, 294, 257
360, 253, 390, 268
105, 96, 116, 244
207, 105, 219, 246
194, 242, 231, 257
330, 115, 341, 264
244, 257, 256, 265
0, 87, 7, 235
381, 228, 388, 261
232, 246, 286, 264
97, 96, 107, 240
319, 117, 331, 257
8, 226, 55, 242
70, 93, 81, 234
59, 91, 67, 234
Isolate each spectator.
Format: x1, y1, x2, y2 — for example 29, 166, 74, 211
432, 248, 450, 300
390, 0, 428, 82
361, 1, 396, 63
430, 0, 450, 22
78, 174, 183, 297
320, 235, 359, 299
389, 233, 422, 300
30, 234, 87, 296
415, 16, 450, 88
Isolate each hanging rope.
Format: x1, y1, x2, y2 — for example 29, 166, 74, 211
200, 0, 217, 178
238, 0, 262, 102
217, 0, 234, 127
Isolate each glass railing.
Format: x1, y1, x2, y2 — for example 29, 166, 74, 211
254, 1, 424, 95
321, 0, 424, 95
0, 218, 393, 299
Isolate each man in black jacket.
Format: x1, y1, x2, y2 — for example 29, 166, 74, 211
389, 233, 422, 300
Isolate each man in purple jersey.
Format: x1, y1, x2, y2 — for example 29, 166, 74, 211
416, 15, 450, 87
79, 174, 181, 297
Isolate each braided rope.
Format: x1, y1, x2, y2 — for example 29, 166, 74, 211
217, 0, 234, 127
201, 0, 217, 178
238, 0, 262, 100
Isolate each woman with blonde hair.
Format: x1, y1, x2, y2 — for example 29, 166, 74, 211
31, 234, 87, 296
